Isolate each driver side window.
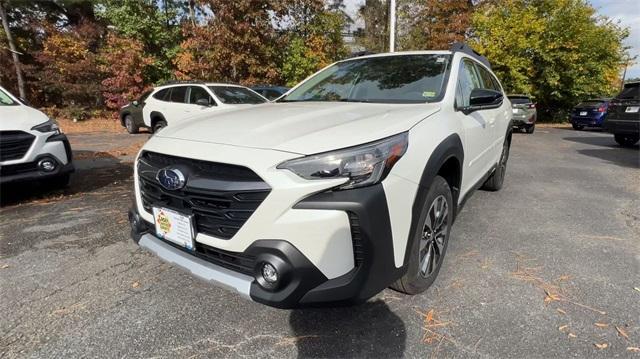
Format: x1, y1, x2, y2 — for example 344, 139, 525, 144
455, 59, 482, 108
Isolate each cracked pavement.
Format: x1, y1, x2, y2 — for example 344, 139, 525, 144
1, 128, 639, 358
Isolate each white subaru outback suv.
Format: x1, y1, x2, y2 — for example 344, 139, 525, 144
141, 82, 268, 133
129, 44, 513, 308
0, 86, 73, 187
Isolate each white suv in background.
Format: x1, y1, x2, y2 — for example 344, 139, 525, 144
129, 44, 513, 308
142, 82, 268, 132
0, 86, 73, 187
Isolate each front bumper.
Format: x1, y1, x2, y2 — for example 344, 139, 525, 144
0, 134, 74, 184
130, 183, 405, 309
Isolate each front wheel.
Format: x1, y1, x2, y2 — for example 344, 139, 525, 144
614, 134, 639, 147
572, 124, 584, 130
153, 120, 167, 134
525, 124, 535, 134
391, 176, 453, 295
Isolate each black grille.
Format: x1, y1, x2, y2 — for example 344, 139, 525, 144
0, 131, 35, 161
348, 212, 365, 267
138, 151, 271, 240
161, 238, 255, 276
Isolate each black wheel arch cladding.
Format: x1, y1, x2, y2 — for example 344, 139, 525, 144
402, 133, 463, 271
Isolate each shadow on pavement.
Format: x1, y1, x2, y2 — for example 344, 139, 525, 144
0, 150, 132, 207
289, 300, 406, 358
562, 136, 639, 169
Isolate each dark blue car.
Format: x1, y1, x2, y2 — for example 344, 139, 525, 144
570, 98, 611, 130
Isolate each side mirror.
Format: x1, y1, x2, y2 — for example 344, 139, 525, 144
132, 100, 139, 106
196, 98, 210, 107
462, 89, 503, 114
18, 97, 31, 106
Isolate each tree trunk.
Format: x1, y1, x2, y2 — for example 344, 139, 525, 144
0, 1, 25, 99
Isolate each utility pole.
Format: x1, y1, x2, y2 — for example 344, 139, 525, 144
0, 1, 26, 99
389, 0, 396, 52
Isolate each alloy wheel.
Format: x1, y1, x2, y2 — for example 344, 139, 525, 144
419, 195, 449, 278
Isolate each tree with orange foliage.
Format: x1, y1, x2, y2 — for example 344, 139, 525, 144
99, 34, 154, 110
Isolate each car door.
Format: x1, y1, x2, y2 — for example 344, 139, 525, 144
454, 58, 497, 194
166, 86, 191, 122
187, 85, 218, 115
475, 64, 508, 160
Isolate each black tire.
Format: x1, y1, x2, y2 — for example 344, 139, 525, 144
614, 134, 639, 147
572, 124, 583, 130
152, 120, 167, 133
482, 137, 510, 191
391, 176, 453, 295
525, 124, 535, 134
124, 115, 139, 134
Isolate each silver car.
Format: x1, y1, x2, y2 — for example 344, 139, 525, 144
508, 95, 537, 134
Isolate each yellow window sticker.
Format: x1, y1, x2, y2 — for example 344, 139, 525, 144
422, 91, 436, 98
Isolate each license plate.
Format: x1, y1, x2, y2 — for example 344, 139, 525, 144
153, 207, 195, 250
579, 111, 587, 116
625, 106, 639, 113
512, 108, 519, 113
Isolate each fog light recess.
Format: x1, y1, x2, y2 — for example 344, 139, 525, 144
261, 263, 278, 284
38, 158, 57, 172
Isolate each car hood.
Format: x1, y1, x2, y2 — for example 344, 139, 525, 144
157, 102, 440, 154
0, 105, 50, 131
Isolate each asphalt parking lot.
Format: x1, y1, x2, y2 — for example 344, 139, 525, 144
1, 127, 639, 358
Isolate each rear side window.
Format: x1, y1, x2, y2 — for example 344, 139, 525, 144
153, 89, 170, 101
170, 86, 188, 103
189, 86, 215, 105
456, 59, 483, 108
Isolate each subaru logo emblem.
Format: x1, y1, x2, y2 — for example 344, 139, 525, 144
156, 167, 186, 191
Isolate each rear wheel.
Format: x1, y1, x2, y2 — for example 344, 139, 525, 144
482, 138, 510, 191
124, 115, 139, 134
525, 124, 535, 134
572, 124, 584, 130
153, 120, 167, 133
614, 134, 639, 147
391, 176, 452, 295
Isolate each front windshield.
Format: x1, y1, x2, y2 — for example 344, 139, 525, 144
208, 86, 267, 104
0, 88, 18, 106
282, 54, 451, 104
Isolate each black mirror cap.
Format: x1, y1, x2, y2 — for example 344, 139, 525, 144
196, 98, 210, 106
469, 88, 503, 107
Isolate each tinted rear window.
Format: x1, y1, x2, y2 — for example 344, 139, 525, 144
153, 89, 170, 101
616, 83, 639, 100
508, 96, 531, 104
576, 101, 605, 107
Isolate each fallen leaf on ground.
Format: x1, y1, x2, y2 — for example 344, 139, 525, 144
594, 343, 609, 349
558, 325, 568, 331
634, 287, 640, 293
556, 308, 566, 315
0, 264, 9, 269
132, 281, 140, 288
627, 347, 640, 352
616, 326, 629, 340
595, 323, 609, 328
568, 333, 576, 338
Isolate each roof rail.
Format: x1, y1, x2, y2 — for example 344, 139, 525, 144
157, 80, 207, 87
449, 42, 491, 69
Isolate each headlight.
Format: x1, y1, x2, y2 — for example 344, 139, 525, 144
277, 133, 408, 190
31, 119, 60, 134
